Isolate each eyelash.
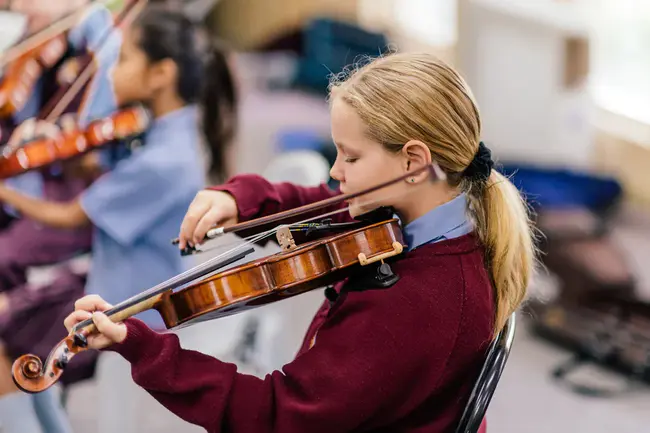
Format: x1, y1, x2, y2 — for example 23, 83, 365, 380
344, 157, 358, 163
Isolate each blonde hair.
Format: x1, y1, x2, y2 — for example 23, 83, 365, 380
329, 52, 536, 334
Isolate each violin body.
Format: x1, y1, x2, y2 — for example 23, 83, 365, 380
157, 218, 406, 327
0, 106, 151, 179
0, 34, 68, 117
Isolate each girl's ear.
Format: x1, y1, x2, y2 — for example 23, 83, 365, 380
147, 58, 178, 94
401, 140, 432, 182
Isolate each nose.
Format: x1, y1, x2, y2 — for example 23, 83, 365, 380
329, 157, 344, 184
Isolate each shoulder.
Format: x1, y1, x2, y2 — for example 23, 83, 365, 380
335, 233, 493, 341
125, 133, 205, 185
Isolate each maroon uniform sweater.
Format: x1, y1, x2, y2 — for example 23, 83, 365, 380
108, 175, 495, 433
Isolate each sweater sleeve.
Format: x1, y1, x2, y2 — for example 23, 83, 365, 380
207, 174, 353, 225
107, 273, 461, 433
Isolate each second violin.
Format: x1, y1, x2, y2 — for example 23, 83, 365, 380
0, 106, 151, 179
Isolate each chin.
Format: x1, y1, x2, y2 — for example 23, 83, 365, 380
348, 203, 376, 219
348, 205, 361, 218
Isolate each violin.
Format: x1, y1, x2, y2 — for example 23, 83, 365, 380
0, 33, 68, 117
12, 163, 446, 393
0, 105, 151, 179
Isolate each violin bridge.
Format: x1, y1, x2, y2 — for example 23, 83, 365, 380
276, 226, 297, 251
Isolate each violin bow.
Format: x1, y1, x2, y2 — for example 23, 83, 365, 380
172, 162, 447, 248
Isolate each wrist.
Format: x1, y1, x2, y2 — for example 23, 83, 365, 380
103, 318, 160, 362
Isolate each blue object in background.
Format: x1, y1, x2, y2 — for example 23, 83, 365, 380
293, 18, 389, 94
276, 129, 324, 153
499, 164, 623, 215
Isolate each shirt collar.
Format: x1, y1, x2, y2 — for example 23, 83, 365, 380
403, 193, 471, 251
149, 104, 199, 136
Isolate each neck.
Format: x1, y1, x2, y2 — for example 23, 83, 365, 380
396, 184, 460, 225
150, 92, 186, 119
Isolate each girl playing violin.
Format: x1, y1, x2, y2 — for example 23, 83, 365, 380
0, 4, 237, 432
66, 53, 536, 432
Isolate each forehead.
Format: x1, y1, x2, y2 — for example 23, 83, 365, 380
120, 27, 145, 55
330, 97, 368, 145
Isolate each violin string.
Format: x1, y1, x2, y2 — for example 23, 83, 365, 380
101, 229, 273, 317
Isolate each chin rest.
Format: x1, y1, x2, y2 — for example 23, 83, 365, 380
455, 313, 517, 433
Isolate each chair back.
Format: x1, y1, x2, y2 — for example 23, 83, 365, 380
455, 313, 517, 433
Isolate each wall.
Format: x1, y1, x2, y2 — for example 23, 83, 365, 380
458, 0, 594, 169
593, 114, 650, 207
210, 0, 358, 49
458, 0, 650, 206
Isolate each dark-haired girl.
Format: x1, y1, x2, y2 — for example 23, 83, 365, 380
0, 6, 238, 427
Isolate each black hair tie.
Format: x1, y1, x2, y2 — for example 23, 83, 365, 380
463, 141, 494, 182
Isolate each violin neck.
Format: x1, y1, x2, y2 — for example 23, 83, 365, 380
108, 294, 163, 326
75, 293, 163, 336
72, 245, 256, 335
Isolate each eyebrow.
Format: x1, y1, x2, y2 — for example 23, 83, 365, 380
333, 141, 348, 152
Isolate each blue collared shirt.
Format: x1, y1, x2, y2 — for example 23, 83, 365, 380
402, 193, 473, 251
80, 105, 205, 328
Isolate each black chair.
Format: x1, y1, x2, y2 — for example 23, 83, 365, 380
455, 313, 517, 433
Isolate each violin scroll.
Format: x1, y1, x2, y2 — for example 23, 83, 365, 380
12, 332, 88, 394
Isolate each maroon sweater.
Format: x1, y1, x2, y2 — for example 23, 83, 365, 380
108, 175, 495, 433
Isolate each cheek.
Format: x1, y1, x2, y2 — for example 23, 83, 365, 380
112, 64, 148, 103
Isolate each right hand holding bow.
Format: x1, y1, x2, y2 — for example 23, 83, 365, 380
177, 190, 238, 250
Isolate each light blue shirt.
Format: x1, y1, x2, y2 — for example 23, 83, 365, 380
80, 105, 205, 328
402, 193, 473, 251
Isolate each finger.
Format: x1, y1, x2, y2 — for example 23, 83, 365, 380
35, 121, 61, 141
20, 118, 38, 142
178, 200, 210, 250
64, 310, 93, 332
7, 118, 35, 150
59, 114, 77, 135
92, 312, 126, 343
74, 294, 113, 313
193, 207, 224, 245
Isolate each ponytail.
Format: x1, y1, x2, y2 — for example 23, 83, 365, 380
468, 171, 537, 335
201, 40, 237, 183
133, 6, 238, 183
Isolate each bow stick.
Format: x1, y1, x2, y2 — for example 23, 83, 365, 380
172, 162, 447, 247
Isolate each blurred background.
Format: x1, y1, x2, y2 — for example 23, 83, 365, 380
4, 0, 650, 432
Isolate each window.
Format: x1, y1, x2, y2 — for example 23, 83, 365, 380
394, 0, 457, 46
590, 0, 650, 126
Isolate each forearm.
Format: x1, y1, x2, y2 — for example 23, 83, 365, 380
107, 319, 238, 432
209, 174, 350, 224
0, 184, 89, 229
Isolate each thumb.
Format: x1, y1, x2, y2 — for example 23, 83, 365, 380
92, 312, 127, 343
